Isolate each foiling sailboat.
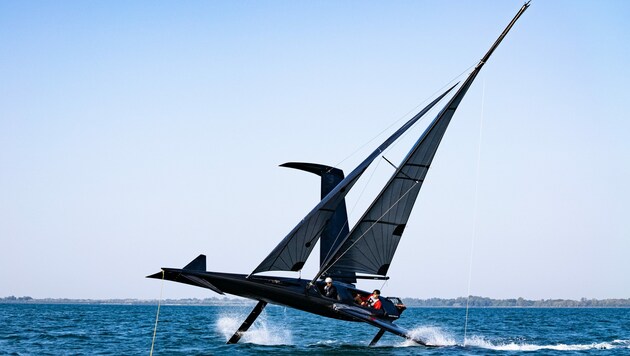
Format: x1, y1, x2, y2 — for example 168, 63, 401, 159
149, 2, 529, 346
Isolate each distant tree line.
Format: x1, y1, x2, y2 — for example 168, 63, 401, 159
402, 296, 630, 307
1, 296, 33, 302
2, 295, 629, 307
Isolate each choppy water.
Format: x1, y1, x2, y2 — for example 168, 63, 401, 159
1, 304, 628, 355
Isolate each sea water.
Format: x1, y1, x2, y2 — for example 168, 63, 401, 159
1, 304, 628, 355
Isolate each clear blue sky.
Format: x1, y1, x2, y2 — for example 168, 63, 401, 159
1, 1, 628, 300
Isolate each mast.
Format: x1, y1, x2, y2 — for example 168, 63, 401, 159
313, 2, 530, 283
250, 85, 457, 276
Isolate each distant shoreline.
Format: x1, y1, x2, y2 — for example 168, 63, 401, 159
2, 296, 630, 308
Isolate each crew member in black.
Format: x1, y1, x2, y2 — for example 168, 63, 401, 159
323, 277, 338, 299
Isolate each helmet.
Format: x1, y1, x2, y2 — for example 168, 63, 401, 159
325, 277, 333, 283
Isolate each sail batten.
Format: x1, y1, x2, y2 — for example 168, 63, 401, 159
250, 85, 458, 275
327, 108, 448, 276
314, 2, 529, 281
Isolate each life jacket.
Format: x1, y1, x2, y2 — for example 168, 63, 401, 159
368, 295, 382, 309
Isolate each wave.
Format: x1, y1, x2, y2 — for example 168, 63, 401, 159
214, 310, 629, 351
216, 314, 292, 345
464, 336, 630, 351
392, 327, 630, 351
396, 326, 457, 347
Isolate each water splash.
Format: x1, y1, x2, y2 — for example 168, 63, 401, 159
393, 326, 630, 351
216, 315, 292, 345
397, 326, 457, 347
464, 335, 630, 351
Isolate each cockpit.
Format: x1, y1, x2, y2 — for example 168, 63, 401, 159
314, 280, 406, 317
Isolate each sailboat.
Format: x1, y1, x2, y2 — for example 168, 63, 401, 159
148, 2, 529, 346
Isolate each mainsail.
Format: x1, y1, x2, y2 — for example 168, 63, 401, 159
251, 85, 456, 275
315, 1, 530, 280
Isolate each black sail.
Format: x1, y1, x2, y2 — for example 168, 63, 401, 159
316, 1, 530, 280
251, 86, 456, 275
320, 94, 468, 277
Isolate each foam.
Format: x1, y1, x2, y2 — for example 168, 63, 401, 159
397, 326, 457, 347
216, 315, 292, 345
464, 335, 629, 351
215, 313, 629, 351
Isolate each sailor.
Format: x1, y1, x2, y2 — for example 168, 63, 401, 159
353, 292, 366, 305
366, 289, 382, 309
323, 277, 338, 299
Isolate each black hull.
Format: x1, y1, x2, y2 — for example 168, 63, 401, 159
149, 269, 377, 322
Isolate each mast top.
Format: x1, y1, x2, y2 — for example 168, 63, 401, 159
476, 1, 530, 70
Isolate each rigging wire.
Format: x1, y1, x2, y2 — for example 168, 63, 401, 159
380, 278, 389, 292
329, 65, 475, 171
312, 65, 475, 282
321, 158, 384, 265
318, 65, 477, 279
316, 64, 477, 284
150, 270, 165, 356
317, 177, 422, 279
463, 79, 486, 346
